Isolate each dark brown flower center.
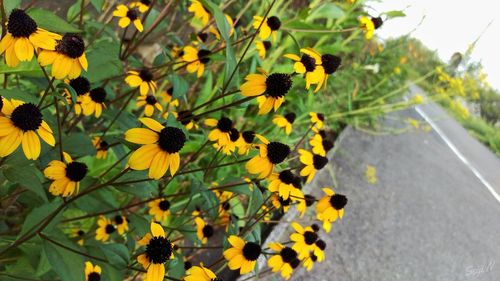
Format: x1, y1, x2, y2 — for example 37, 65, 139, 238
280, 247, 298, 264
65, 161, 88, 182
202, 224, 214, 238
126, 8, 139, 20
158, 126, 186, 153
7, 9, 37, 38
312, 154, 328, 170
263, 41, 272, 50
265, 73, 292, 98
89, 87, 107, 103
216, 117, 232, 132
304, 194, 316, 207
266, 16, 281, 31
278, 170, 295, 185
159, 199, 170, 211
146, 236, 172, 264
11, 103, 42, 131
311, 224, 320, 232
301, 54, 316, 72
98, 140, 109, 150
329, 194, 347, 210
266, 142, 290, 164
321, 54, 341, 74
105, 224, 115, 234
87, 272, 101, 281
0, 95, 3, 111
322, 139, 334, 152
56, 34, 85, 58
242, 242, 261, 261
316, 239, 326, 250
198, 49, 211, 64
242, 131, 255, 143
229, 128, 239, 142
77, 230, 85, 236
303, 231, 318, 245
284, 112, 296, 124
69, 77, 91, 96
371, 17, 383, 29
197, 32, 208, 42
145, 95, 157, 105
139, 69, 153, 82
114, 215, 124, 225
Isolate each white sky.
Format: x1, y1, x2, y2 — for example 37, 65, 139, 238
369, 0, 500, 90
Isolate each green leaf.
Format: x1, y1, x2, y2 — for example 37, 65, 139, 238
86, 40, 123, 82
102, 243, 130, 267
0, 0, 22, 16
43, 239, 84, 281
308, 3, 344, 21
63, 132, 95, 157
3, 165, 47, 202
17, 198, 62, 241
0, 59, 43, 77
170, 73, 189, 98
27, 8, 81, 33
0, 89, 39, 104
90, 0, 105, 12
383, 10, 406, 19
57, 83, 77, 104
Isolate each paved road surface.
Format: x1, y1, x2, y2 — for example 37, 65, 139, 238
265, 88, 500, 280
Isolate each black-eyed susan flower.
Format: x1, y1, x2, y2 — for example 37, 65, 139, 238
92, 137, 109, 159
38, 33, 88, 79
0, 99, 55, 160
273, 112, 295, 135
316, 188, 347, 232
309, 112, 325, 129
148, 198, 171, 222
125, 69, 157, 96
182, 46, 211, 77
284, 48, 325, 92
0, 9, 61, 67
290, 222, 318, 259
188, 0, 210, 26
271, 194, 292, 213
95, 216, 115, 242
204, 116, 233, 145
64, 76, 90, 114
113, 4, 144, 32
85, 261, 102, 281
223, 235, 261, 274
240, 70, 292, 115
255, 41, 271, 59
359, 16, 383, 40
214, 128, 240, 155
160, 87, 179, 107
131, 0, 151, 13
177, 110, 199, 130
253, 16, 281, 41
246, 137, 290, 179
44, 152, 88, 197
113, 215, 129, 235
267, 242, 300, 280
209, 14, 234, 40
184, 264, 220, 281
73, 229, 86, 246
313, 238, 326, 263
125, 118, 186, 179
235, 130, 256, 155
137, 222, 174, 281
195, 217, 214, 245
81, 87, 107, 117
299, 149, 328, 183
268, 170, 303, 200
318, 54, 341, 90
309, 129, 333, 157
136, 94, 163, 117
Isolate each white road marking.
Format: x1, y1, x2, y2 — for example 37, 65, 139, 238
415, 106, 500, 203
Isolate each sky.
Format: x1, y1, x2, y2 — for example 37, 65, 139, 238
369, 0, 500, 90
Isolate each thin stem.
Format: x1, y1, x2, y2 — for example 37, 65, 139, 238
53, 97, 64, 161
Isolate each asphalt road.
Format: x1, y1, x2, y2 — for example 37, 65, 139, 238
266, 89, 500, 280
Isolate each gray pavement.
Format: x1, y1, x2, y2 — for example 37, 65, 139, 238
265, 94, 500, 280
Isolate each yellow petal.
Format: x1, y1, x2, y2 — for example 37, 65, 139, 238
0, 128, 22, 157
125, 128, 159, 144
150, 222, 165, 237
148, 151, 168, 179
139, 117, 164, 132
128, 144, 160, 170
22, 130, 41, 160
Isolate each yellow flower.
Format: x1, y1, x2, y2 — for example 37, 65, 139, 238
359, 16, 383, 40
267, 242, 300, 280
365, 165, 377, 184
113, 215, 129, 235
246, 137, 290, 179
284, 48, 326, 92
113, 4, 144, 32
255, 40, 271, 59
136, 94, 163, 117
240, 70, 292, 115
184, 264, 220, 281
394, 66, 401, 74
188, 0, 210, 26
63, 76, 90, 114
73, 229, 86, 246
273, 113, 295, 135
38, 34, 88, 79
182, 46, 211, 77
213, 128, 240, 155
299, 149, 328, 183
80, 87, 107, 117
412, 94, 424, 104
223, 235, 261, 274
0, 9, 61, 67
85, 261, 102, 281
195, 217, 214, 245
137, 222, 174, 281
95, 216, 116, 242
235, 130, 259, 155
267, 170, 303, 200
177, 110, 198, 130
204, 117, 233, 146
253, 15, 281, 41
290, 222, 319, 259
130, 0, 151, 13
160, 87, 179, 107
316, 188, 347, 232
316, 54, 342, 91
125, 118, 186, 179
125, 69, 157, 96
92, 137, 109, 159
0, 99, 55, 160
44, 152, 88, 197
271, 194, 292, 213
309, 112, 325, 129
309, 129, 333, 157
302, 239, 326, 271
148, 198, 171, 222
